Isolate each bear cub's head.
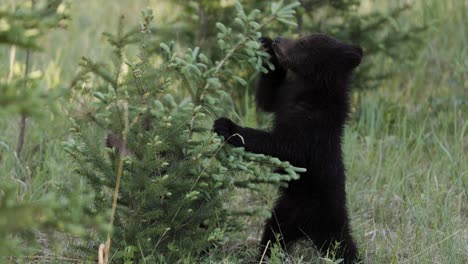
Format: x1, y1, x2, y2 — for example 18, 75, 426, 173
272, 34, 363, 78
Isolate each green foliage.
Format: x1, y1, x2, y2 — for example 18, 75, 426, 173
66, 1, 304, 262
159, 0, 426, 122
0, 0, 69, 50
0, 177, 96, 257
0, 0, 96, 259
296, 0, 426, 90
0, 0, 69, 116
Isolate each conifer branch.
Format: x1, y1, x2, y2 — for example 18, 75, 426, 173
213, 16, 275, 76
194, 14, 277, 106
113, 15, 125, 93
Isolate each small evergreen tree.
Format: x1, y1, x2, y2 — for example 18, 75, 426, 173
66, 1, 304, 262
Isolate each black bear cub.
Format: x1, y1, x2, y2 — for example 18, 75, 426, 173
213, 34, 363, 263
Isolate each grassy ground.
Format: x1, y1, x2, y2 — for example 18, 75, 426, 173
345, 1, 466, 262
0, 0, 466, 263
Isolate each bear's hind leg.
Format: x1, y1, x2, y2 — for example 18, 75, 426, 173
314, 229, 359, 264
259, 196, 304, 259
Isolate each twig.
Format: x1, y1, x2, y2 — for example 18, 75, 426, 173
137, 240, 148, 264
113, 15, 125, 93
8, 45, 16, 82
17, 115, 27, 157
98, 243, 105, 264
259, 240, 271, 263
101, 24, 129, 261
103, 101, 129, 264
196, 0, 208, 45
16, 40, 31, 158
16, 0, 35, 158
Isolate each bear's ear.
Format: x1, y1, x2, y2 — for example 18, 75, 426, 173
342, 45, 363, 69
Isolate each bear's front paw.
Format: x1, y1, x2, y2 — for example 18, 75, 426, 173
259, 36, 285, 77
259, 37, 274, 53
213, 118, 244, 147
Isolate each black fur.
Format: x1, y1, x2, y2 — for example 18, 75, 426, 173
213, 34, 363, 263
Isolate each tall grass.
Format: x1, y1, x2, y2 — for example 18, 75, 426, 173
343, 0, 466, 263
